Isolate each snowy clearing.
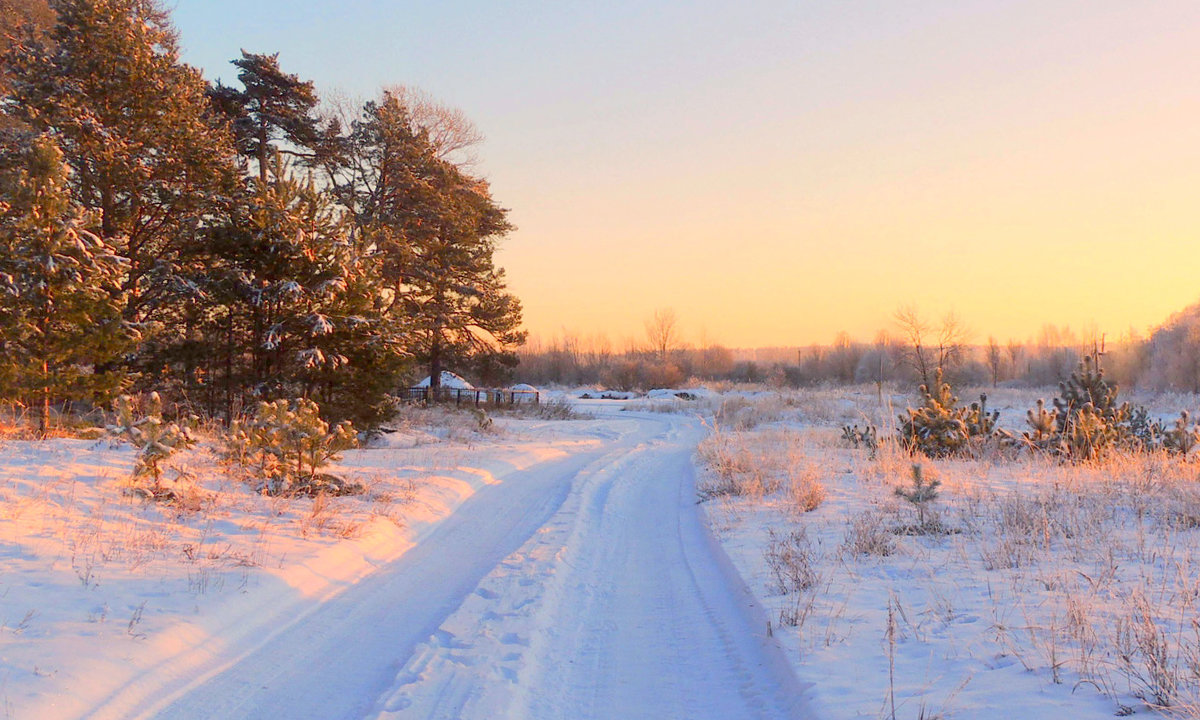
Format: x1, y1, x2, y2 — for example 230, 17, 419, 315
1, 402, 804, 719
694, 385, 1200, 720
7, 384, 1200, 719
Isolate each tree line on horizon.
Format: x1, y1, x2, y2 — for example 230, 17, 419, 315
518, 305, 1200, 394
0, 0, 524, 436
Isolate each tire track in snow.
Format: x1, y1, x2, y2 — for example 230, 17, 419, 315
371, 410, 809, 719
94, 419, 648, 720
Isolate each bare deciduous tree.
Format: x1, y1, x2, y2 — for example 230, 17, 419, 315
1005, 339, 1023, 379
894, 305, 970, 388
986, 336, 1003, 387
645, 308, 680, 362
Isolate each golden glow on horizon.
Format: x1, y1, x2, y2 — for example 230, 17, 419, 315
172, 2, 1200, 350
492, 9, 1200, 349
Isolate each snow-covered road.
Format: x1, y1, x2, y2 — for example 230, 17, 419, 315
96, 409, 806, 719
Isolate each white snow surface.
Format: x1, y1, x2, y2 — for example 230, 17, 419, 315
1, 406, 805, 719
414, 371, 474, 389
9, 385, 1170, 720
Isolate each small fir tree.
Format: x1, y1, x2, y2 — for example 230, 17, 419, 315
1161, 412, 1200, 457
898, 369, 970, 458
895, 464, 941, 528
1046, 355, 1130, 461
108, 392, 195, 497
1023, 398, 1061, 451
226, 398, 359, 496
0, 137, 130, 435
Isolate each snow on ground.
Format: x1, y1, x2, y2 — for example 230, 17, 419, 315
6, 383, 1199, 719
692, 384, 1200, 719
364, 405, 804, 719
0, 411, 607, 719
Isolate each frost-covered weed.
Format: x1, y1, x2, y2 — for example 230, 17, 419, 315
839, 509, 896, 558
696, 428, 801, 500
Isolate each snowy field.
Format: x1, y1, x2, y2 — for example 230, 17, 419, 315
2, 386, 1199, 718
687, 385, 1200, 719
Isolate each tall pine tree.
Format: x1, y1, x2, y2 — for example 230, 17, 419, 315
0, 136, 130, 435
2, 0, 238, 328
335, 91, 524, 389
208, 50, 320, 186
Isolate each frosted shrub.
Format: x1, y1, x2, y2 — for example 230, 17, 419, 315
787, 462, 826, 512
840, 510, 896, 558
695, 428, 787, 500
108, 393, 195, 499
765, 527, 819, 594
226, 398, 360, 496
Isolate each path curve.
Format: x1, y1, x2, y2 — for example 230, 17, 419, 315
95, 408, 806, 719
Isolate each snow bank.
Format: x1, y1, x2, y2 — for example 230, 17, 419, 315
414, 371, 474, 389
0, 418, 603, 720
646, 387, 716, 401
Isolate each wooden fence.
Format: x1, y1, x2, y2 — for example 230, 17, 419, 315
399, 387, 540, 406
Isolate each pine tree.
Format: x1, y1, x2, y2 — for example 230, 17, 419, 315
208, 50, 320, 185
196, 158, 405, 424
2, 0, 238, 326
0, 0, 53, 96
1053, 354, 1129, 432
0, 136, 130, 435
1049, 355, 1130, 461
897, 369, 970, 457
337, 92, 524, 388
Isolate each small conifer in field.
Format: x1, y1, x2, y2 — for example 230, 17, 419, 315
227, 398, 360, 496
108, 393, 195, 499
898, 370, 997, 458
895, 464, 940, 528
1161, 411, 1200, 457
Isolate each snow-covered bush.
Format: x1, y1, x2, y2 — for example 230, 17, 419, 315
898, 370, 1000, 458
107, 393, 195, 499
226, 398, 360, 496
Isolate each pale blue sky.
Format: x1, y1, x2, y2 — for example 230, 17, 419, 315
170, 1, 1200, 347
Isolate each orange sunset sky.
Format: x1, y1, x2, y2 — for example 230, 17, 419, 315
175, 1, 1200, 348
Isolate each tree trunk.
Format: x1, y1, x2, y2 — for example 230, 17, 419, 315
429, 330, 443, 391
39, 359, 50, 438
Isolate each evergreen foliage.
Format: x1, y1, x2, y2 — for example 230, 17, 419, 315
964, 393, 999, 437
1035, 355, 1131, 461
3, 0, 238, 326
1161, 412, 1200, 457
226, 398, 360, 496
208, 50, 320, 184
894, 464, 941, 528
330, 91, 525, 389
180, 158, 407, 424
0, 136, 131, 435
108, 392, 195, 497
897, 369, 997, 458
0, 1, 526, 437
1023, 398, 1060, 451
1053, 355, 1129, 434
